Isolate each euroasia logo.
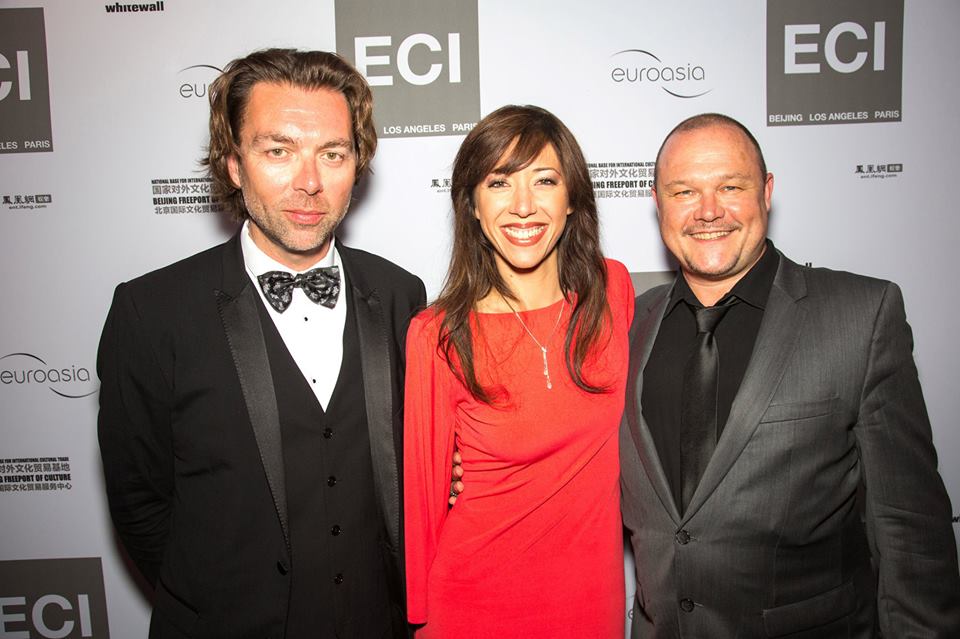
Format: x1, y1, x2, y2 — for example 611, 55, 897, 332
0, 353, 96, 399
609, 49, 711, 99
177, 63, 222, 100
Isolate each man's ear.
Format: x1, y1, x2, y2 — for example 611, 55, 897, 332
227, 154, 243, 189
763, 172, 774, 212
651, 186, 662, 220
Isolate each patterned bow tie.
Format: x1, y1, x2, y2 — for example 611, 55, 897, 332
257, 266, 340, 313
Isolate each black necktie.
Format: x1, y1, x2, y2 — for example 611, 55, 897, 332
257, 266, 340, 313
678, 298, 738, 514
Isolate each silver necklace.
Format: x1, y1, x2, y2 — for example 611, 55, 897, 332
502, 296, 566, 390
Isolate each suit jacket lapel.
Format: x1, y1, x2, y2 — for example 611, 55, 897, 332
340, 246, 401, 553
215, 233, 290, 550
681, 252, 808, 521
626, 283, 682, 523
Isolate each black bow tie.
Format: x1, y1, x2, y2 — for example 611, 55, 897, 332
257, 266, 340, 313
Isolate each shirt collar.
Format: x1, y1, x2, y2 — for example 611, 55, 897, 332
666, 239, 779, 314
240, 219, 339, 277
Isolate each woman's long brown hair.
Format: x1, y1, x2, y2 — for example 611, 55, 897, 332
434, 105, 610, 403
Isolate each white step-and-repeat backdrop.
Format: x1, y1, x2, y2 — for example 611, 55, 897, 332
1, 0, 957, 636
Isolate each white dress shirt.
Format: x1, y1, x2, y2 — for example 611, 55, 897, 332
240, 220, 346, 411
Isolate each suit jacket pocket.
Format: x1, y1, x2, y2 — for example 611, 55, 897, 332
631, 581, 653, 624
153, 580, 199, 637
761, 580, 855, 637
760, 397, 840, 424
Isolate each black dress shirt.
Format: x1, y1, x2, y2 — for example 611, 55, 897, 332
641, 240, 779, 510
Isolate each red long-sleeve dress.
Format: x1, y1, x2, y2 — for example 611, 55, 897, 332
404, 259, 634, 637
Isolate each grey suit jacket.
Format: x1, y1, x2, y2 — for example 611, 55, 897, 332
621, 250, 960, 638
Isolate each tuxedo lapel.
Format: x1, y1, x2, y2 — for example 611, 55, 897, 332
340, 246, 401, 553
681, 253, 808, 521
215, 234, 289, 550
626, 283, 681, 523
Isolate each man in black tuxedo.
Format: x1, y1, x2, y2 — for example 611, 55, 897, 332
98, 49, 425, 638
620, 113, 959, 637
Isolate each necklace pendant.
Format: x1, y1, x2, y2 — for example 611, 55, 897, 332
503, 296, 565, 392
541, 347, 552, 390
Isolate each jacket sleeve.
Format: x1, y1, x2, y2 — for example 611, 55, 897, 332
855, 281, 960, 636
97, 283, 174, 586
605, 258, 636, 329
397, 276, 428, 370
403, 312, 456, 625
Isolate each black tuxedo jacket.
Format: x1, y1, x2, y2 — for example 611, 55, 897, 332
97, 232, 425, 638
621, 251, 960, 638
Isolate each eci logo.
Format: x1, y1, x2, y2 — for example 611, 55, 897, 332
0, 353, 96, 399
177, 64, 223, 99
0, 50, 31, 102
335, 0, 480, 138
0, 594, 96, 638
0, 8, 53, 153
766, 0, 903, 127
355, 33, 462, 88
609, 49, 711, 99
0, 557, 109, 638
784, 21, 887, 75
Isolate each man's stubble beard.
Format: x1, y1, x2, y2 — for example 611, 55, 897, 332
244, 190, 352, 259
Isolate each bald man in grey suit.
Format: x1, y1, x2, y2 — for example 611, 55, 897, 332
620, 113, 960, 638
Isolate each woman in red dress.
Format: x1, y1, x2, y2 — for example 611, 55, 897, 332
404, 105, 634, 637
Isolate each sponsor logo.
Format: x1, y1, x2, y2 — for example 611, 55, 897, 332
0, 353, 96, 399
2, 193, 52, 211
177, 63, 222, 99
0, 8, 53, 154
767, 0, 903, 126
0, 558, 109, 637
0, 457, 73, 493
335, 0, 480, 138
609, 49, 710, 99
588, 161, 656, 199
429, 177, 452, 194
150, 177, 222, 214
104, 1, 164, 13
855, 162, 902, 179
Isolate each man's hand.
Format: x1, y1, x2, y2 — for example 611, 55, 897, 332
449, 450, 464, 506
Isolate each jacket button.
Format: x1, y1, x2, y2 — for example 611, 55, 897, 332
327, 475, 337, 487
331, 524, 342, 536
680, 598, 695, 612
334, 573, 344, 585
323, 428, 333, 439
675, 530, 691, 545
276, 560, 288, 575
